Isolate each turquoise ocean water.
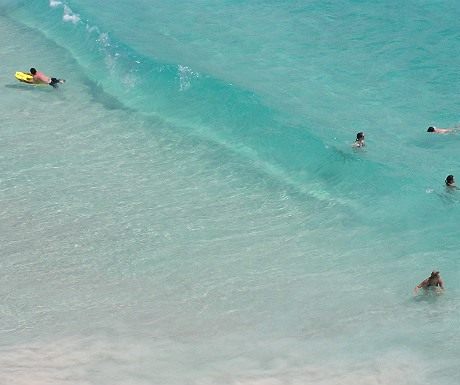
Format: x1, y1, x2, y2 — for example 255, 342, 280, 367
1, 0, 459, 383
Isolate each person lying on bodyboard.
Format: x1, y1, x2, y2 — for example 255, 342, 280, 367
25, 67, 65, 88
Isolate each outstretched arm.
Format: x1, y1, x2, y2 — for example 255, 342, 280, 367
413, 278, 428, 294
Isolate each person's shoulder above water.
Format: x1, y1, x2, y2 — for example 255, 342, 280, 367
427, 126, 452, 134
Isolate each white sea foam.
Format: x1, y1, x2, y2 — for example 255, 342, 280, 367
178, 65, 200, 91
62, 5, 80, 24
48, 1, 81, 24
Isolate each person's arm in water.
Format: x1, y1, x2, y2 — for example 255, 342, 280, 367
413, 278, 429, 294
446, 182, 460, 190
437, 278, 445, 294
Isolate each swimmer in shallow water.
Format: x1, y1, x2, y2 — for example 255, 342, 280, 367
445, 175, 460, 190
413, 270, 444, 294
351, 132, 365, 148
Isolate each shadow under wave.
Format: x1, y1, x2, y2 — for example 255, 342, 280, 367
82, 78, 132, 111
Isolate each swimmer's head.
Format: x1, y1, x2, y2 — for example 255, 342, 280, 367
445, 175, 455, 186
427, 126, 435, 132
356, 132, 364, 140
30, 68, 37, 75
431, 271, 440, 278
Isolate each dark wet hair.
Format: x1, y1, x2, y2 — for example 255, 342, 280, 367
430, 270, 440, 278
445, 175, 454, 186
30, 68, 37, 75
356, 132, 364, 140
427, 126, 435, 132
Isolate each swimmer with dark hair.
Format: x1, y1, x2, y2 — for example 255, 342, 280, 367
445, 175, 460, 189
351, 132, 365, 148
413, 270, 444, 294
427, 126, 452, 134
